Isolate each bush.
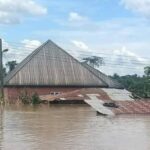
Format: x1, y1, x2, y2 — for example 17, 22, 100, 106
19, 90, 31, 104
19, 91, 41, 105
31, 93, 41, 105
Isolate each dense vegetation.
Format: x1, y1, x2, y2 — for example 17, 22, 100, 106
111, 67, 150, 99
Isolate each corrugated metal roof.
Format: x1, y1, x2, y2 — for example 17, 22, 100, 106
113, 101, 150, 115
102, 88, 133, 101
40, 88, 150, 115
40, 88, 132, 102
4, 40, 108, 87
82, 63, 123, 89
40, 88, 112, 101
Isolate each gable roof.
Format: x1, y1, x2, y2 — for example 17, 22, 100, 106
4, 40, 108, 87
82, 62, 124, 89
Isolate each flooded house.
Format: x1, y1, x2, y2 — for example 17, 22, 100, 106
4, 40, 122, 102
4, 40, 150, 115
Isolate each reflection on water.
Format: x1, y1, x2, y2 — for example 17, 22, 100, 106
1, 104, 150, 150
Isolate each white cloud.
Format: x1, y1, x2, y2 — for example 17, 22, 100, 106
100, 46, 149, 76
3, 39, 41, 65
70, 40, 92, 58
21, 39, 41, 49
121, 0, 150, 17
70, 39, 149, 75
71, 40, 89, 50
0, 0, 47, 24
70, 42, 149, 76
113, 46, 147, 62
0, 11, 20, 24
69, 12, 87, 22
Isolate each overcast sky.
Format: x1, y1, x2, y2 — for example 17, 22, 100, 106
0, 0, 150, 75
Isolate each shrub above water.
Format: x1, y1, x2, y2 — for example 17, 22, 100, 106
31, 93, 41, 105
19, 91, 41, 105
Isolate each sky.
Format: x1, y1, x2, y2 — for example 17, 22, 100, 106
0, 0, 150, 75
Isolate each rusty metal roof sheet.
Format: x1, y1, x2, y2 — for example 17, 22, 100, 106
40, 88, 113, 101
40, 88, 150, 115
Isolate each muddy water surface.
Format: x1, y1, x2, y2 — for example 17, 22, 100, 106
0, 105, 150, 150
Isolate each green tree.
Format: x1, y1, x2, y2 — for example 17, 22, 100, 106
144, 66, 150, 76
6, 61, 18, 72
82, 56, 104, 68
112, 73, 120, 80
111, 74, 150, 99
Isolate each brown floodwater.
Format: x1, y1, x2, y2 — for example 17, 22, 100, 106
0, 104, 150, 150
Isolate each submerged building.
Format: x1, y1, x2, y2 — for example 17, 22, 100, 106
4, 40, 123, 102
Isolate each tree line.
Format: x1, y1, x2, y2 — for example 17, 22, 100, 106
111, 71, 150, 99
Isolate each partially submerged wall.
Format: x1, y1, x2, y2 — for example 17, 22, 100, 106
4, 87, 79, 103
